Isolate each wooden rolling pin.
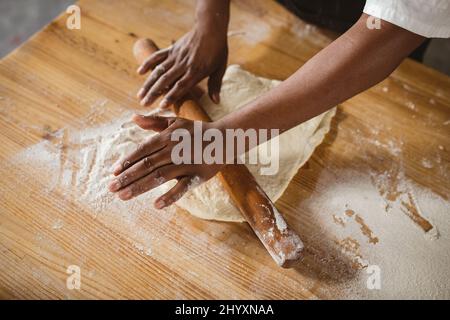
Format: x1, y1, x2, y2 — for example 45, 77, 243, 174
133, 39, 303, 268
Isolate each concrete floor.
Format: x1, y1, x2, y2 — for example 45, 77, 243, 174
1, 0, 449, 76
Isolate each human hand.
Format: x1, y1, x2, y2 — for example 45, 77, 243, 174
109, 114, 224, 209
136, 25, 228, 109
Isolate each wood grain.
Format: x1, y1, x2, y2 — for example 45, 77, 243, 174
0, 0, 449, 299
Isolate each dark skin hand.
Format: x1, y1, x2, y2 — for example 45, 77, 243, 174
136, 0, 230, 108
109, 114, 223, 209
111, 4, 425, 209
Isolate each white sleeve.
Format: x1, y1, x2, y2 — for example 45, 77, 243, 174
363, 0, 450, 38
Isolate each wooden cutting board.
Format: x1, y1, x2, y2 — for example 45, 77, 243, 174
0, 0, 449, 299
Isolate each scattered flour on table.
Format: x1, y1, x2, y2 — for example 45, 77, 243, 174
302, 165, 449, 299
52, 219, 64, 230
7, 107, 173, 259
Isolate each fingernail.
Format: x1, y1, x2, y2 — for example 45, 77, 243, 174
118, 188, 132, 200
137, 88, 145, 98
137, 65, 143, 74
109, 180, 121, 192
155, 199, 166, 209
212, 93, 220, 104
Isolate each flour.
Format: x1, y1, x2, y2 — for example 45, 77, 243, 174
133, 242, 153, 257
50, 110, 175, 215
52, 219, 64, 230
8, 109, 175, 260
421, 158, 434, 169
270, 204, 288, 233
302, 167, 450, 299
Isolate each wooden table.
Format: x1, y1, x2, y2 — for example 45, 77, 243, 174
0, 0, 449, 299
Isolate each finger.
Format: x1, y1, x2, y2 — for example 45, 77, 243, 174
146, 66, 185, 108
113, 134, 166, 176
117, 164, 189, 201
154, 176, 191, 209
139, 59, 174, 104
137, 47, 170, 75
109, 148, 171, 192
138, 59, 173, 100
208, 64, 226, 104
160, 72, 196, 109
132, 114, 177, 132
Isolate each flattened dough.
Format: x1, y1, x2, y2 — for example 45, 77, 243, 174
176, 65, 336, 222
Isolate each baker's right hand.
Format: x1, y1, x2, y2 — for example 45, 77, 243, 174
136, 25, 228, 109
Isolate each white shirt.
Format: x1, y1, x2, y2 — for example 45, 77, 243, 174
364, 0, 450, 38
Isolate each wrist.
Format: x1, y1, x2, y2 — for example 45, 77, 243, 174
195, 0, 230, 35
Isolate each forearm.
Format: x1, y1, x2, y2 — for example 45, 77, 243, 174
217, 14, 425, 133
195, 0, 230, 34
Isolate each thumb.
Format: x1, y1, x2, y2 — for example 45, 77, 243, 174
207, 64, 226, 104
132, 114, 177, 132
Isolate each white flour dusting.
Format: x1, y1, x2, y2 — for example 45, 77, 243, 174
272, 205, 288, 233
8, 109, 179, 259
61, 111, 175, 215
303, 167, 449, 299
52, 219, 64, 230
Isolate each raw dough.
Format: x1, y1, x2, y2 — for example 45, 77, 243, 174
176, 65, 336, 222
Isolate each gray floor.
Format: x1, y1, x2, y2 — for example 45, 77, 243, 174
1, 0, 449, 76
0, 0, 74, 57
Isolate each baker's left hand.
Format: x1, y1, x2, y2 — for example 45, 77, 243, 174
109, 114, 224, 209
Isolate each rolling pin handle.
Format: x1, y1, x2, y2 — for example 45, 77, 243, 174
133, 39, 159, 65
